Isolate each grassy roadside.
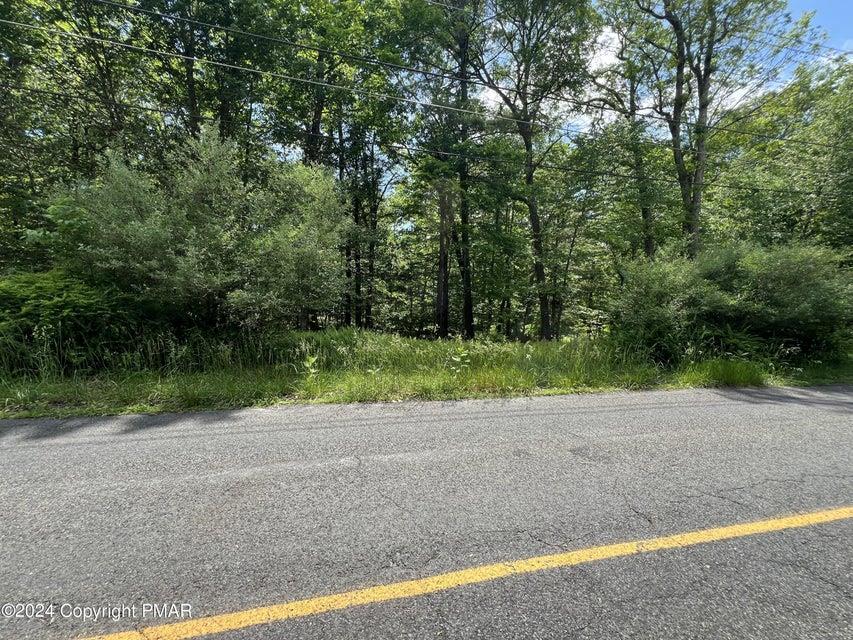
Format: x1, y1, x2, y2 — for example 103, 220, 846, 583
2, 331, 850, 419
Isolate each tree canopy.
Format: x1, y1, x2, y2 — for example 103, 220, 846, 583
1, 0, 850, 353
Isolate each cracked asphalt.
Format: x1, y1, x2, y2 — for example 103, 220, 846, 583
1, 385, 851, 639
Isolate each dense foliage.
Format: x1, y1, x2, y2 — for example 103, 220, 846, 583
1, 0, 850, 381
612, 244, 852, 362
0, 270, 139, 373
34, 134, 347, 326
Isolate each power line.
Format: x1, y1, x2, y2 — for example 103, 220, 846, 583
1, 82, 220, 123
7, 15, 847, 160
752, 31, 851, 56
76, 0, 847, 149
390, 139, 823, 196
431, 0, 849, 57
84, 0, 586, 136
8, 15, 846, 155
2, 19, 509, 121
7, 80, 825, 198
87, 0, 460, 87
0, 17, 622, 145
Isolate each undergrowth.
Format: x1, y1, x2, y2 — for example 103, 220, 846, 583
2, 329, 849, 418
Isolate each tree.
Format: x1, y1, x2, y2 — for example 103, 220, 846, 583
588, 4, 661, 257
443, 0, 479, 338
705, 61, 853, 250
38, 131, 347, 328
632, 0, 814, 257
228, 164, 348, 329
470, 0, 595, 339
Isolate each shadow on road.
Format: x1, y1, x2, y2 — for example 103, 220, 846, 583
0, 408, 250, 443
1, 385, 850, 444
711, 385, 852, 415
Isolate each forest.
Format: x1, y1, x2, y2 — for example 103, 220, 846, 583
0, 0, 851, 416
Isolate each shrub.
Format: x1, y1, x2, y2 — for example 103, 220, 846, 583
609, 253, 723, 362
0, 270, 141, 375
37, 133, 347, 331
226, 165, 348, 328
723, 244, 851, 355
38, 156, 181, 300
611, 242, 851, 362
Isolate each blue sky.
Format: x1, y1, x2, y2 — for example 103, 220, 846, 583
787, 0, 853, 51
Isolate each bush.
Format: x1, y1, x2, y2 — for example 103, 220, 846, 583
724, 244, 851, 354
0, 270, 140, 375
38, 157, 181, 301
611, 242, 851, 362
225, 164, 348, 328
37, 133, 347, 330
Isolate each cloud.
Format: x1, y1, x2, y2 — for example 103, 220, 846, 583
590, 27, 620, 73
479, 86, 503, 109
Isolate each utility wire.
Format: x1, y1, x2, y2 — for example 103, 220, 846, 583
85, 0, 587, 136
428, 0, 850, 56
6, 81, 825, 197
3, 16, 667, 151
7, 16, 846, 155
7, 15, 847, 161
3, 18, 576, 134
1, 82, 220, 123
88, 0, 460, 87
389, 138, 823, 196
77, 0, 848, 149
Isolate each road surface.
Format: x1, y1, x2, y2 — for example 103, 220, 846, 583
1, 386, 851, 640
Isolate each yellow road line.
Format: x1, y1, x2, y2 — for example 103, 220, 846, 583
80, 506, 853, 640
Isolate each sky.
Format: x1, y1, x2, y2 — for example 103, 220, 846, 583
499, 1, 851, 133
787, 0, 853, 52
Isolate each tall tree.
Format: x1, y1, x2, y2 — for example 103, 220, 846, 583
705, 61, 853, 249
588, 6, 660, 257
448, 0, 477, 338
470, 0, 595, 339
632, 0, 813, 257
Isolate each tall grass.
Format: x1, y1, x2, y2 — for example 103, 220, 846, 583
1, 329, 848, 418
0, 327, 650, 380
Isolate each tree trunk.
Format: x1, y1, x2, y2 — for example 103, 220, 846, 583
304, 52, 327, 164
364, 142, 381, 329
551, 296, 564, 339
344, 244, 353, 327
687, 41, 716, 259
216, 31, 234, 140
336, 119, 352, 326
455, 21, 475, 339
687, 118, 707, 259
522, 131, 551, 340
435, 182, 452, 338
353, 193, 364, 328
241, 77, 254, 185
366, 198, 377, 329
626, 78, 655, 258
658, 6, 696, 257
182, 25, 201, 137
631, 139, 655, 258
658, 3, 714, 259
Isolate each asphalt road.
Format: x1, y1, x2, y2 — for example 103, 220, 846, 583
1, 386, 851, 640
